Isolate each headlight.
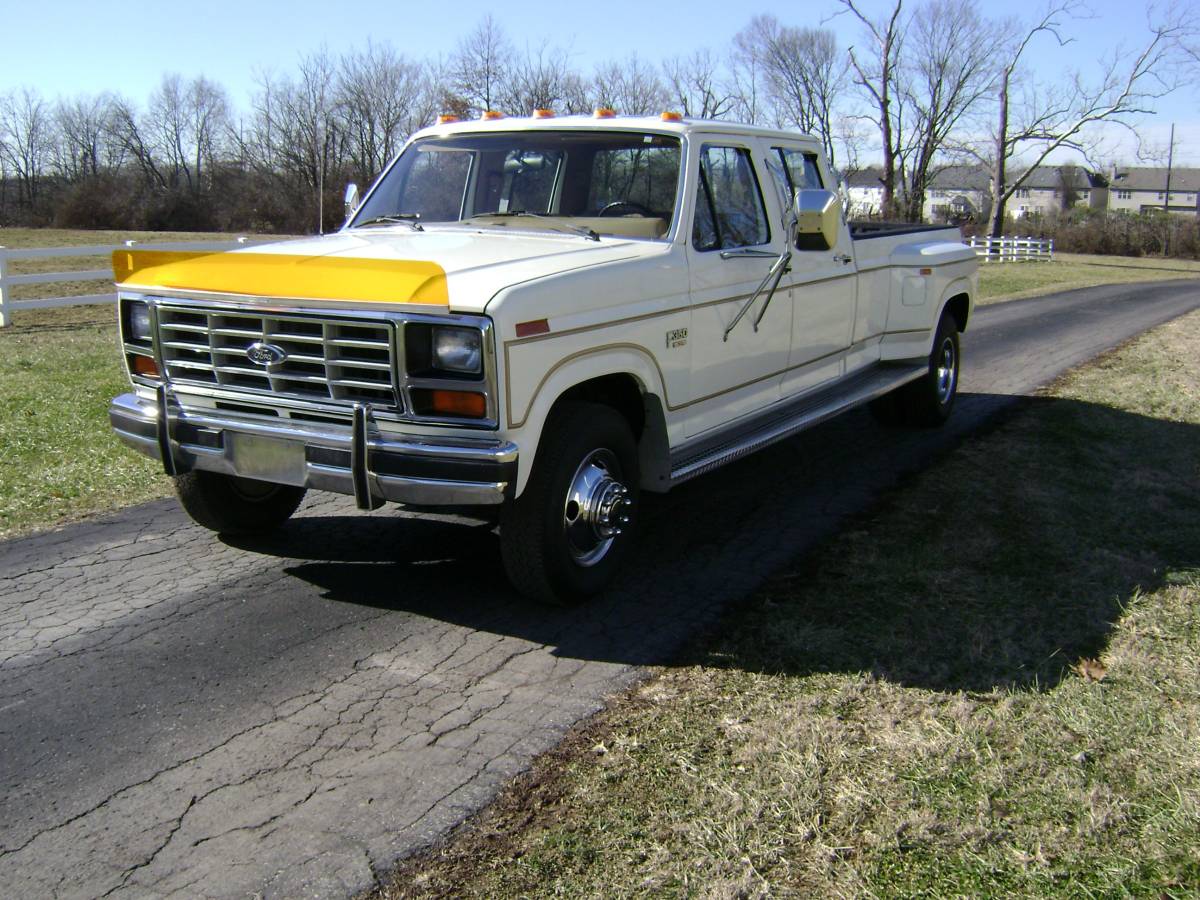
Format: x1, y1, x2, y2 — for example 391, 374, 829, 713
432, 326, 482, 374
128, 301, 152, 342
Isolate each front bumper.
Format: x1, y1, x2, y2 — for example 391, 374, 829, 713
110, 390, 518, 507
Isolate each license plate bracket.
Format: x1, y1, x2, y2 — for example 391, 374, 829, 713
228, 433, 307, 485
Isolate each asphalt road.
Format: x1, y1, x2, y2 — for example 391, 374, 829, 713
2, 280, 1198, 899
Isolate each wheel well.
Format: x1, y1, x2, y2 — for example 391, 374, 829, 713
555, 373, 646, 438
944, 293, 970, 331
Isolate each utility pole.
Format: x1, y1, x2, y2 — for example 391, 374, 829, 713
1164, 123, 1174, 255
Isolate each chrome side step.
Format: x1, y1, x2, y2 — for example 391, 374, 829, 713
669, 363, 926, 487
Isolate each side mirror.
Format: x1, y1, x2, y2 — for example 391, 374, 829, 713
792, 189, 841, 251
344, 183, 360, 222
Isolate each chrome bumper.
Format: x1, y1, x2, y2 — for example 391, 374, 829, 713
109, 391, 518, 507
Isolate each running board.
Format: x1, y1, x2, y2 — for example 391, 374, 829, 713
669, 363, 926, 487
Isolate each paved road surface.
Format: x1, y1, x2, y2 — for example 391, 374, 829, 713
2, 281, 1198, 898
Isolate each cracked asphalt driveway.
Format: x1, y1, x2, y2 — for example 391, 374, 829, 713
2, 281, 1198, 898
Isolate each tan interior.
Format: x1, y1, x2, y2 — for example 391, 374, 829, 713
470, 215, 668, 239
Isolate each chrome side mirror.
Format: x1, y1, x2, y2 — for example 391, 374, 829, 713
792, 189, 840, 251
344, 183, 360, 222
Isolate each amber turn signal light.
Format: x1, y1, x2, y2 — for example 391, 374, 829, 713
412, 388, 487, 418
131, 355, 160, 378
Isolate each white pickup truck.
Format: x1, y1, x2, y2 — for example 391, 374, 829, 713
109, 112, 977, 603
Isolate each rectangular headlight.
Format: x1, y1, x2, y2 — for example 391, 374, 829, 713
432, 326, 482, 374
128, 301, 152, 342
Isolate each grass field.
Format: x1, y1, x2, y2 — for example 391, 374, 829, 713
977, 252, 1200, 303
381, 312, 1200, 898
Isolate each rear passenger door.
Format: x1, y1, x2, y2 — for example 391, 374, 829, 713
684, 143, 793, 437
766, 146, 859, 396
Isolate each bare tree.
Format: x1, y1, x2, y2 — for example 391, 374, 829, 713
53, 93, 119, 181
974, 2, 1187, 237
896, 0, 999, 221
337, 42, 426, 185
453, 15, 511, 114
839, 0, 907, 217
734, 16, 846, 170
499, 45, 578, 114
593, 55, 668, 115
662, 49, 736, 119
0, 88, 54, 209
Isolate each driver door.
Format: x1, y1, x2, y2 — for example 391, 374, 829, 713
683, 142, 792, 438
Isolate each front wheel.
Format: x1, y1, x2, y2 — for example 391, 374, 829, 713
173, 471, 306, 535
500, 402, 639, 604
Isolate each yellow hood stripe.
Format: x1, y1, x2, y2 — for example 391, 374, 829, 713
111, 249, 450, 306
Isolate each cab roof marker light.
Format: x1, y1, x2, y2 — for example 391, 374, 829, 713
532, 108, 555, 119
594, 107, 616, 118
480, 110, 505, 120
661, 111, 683, 122
436, 113, 459, 124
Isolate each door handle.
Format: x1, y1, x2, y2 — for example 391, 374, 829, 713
834, 253, 853, 265
720, 247, 778, 260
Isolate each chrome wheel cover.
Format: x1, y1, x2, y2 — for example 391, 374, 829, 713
935, 336, 957, 405
562, 449, 632, 567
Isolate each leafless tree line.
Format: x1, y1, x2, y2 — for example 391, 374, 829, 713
0, 4, 1194, 234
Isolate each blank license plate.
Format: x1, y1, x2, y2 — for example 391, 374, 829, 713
228, 433, 307, 485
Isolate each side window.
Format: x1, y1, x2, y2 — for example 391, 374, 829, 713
692, 145, 770, 251
773, 147, 824, 192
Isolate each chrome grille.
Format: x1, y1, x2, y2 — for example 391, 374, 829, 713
156, 306, 399, 408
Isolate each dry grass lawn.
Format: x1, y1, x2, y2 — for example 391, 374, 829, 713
381, 312, 1200, 898
978, 251, 1200, 304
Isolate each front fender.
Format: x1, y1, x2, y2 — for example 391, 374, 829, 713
503, 344, 667, 496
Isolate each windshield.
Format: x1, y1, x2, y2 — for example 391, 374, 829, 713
350, 130, 683, 240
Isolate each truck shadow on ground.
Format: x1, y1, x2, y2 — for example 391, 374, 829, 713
229, 392, 1198, 695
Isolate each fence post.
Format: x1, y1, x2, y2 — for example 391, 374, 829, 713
0, 247, 9, 328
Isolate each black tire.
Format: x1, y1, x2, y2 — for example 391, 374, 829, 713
500, 402, 640, 605
173, 471, 306, 535
901, 311, 961, 427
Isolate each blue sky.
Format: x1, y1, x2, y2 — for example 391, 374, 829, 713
6, 0, 1197, 165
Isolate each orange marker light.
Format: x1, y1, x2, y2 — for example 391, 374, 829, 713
131, 355, 160, 378
480, 110, 504, 120
413, 389, 488, 419
437, 114, 459, 124
532, 108, 555, 119
594, 107, 616, 118
660, 111, 683, 122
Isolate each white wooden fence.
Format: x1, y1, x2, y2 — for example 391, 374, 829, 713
0, 237, 267, 327
967, 235, 1054, 262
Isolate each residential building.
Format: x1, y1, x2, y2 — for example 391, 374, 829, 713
844, 166, 886, 217
1106, 167, 1200, 215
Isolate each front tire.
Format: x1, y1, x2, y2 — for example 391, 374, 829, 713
500, 402, 640, 605
173, 471, 306, 535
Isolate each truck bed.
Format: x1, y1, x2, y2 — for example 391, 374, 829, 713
849, 221, 960, 241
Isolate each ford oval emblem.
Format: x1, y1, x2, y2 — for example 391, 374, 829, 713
246, 342, 287, 366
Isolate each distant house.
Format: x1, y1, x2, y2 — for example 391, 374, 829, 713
923, 165, 992, 222
844, 166, 886, 217
1107, 167, 1200, 215
1007, 165, 1108, 219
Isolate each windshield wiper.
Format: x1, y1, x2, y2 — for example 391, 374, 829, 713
470, 210, 599, 241
353, 214, 424, 231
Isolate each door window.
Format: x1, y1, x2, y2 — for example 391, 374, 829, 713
692, 146, 770, 251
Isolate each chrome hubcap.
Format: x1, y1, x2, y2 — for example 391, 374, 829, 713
563, 449, 632, 567
936, 337, 957, 404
